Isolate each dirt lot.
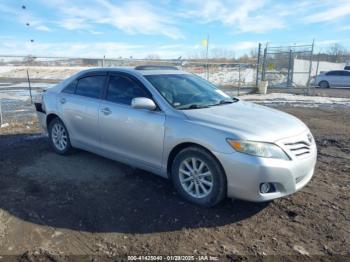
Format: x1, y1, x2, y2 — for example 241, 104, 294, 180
0, 107, 349, 261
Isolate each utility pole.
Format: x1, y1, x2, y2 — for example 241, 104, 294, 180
238, 65, 241, 96
306, 39, 315, 95
205, 35, 209, 80
0, 99, 3, 127
261, 43, 268, 81
287, 49, 293, 88
255, 43, 262, 88
27, 69, 33, 104
315, 53, 320, 80
23, 3, 34, 103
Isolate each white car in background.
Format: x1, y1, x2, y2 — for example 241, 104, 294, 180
315, 70, 350, 88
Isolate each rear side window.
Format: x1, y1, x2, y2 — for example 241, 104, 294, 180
106, 75, 149, 105
326, 71, 338, 76
76, 75, 105, 99
62, 80, 77, 94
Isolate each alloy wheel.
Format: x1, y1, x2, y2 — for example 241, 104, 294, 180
51, 122, 68, 151
179, 157, 213, 198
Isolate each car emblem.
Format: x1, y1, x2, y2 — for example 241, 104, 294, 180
307, 134, 313, 144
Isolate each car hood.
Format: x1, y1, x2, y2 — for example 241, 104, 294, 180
183, 101, 308, 142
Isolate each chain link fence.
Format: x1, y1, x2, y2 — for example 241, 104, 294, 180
0, 55, 257, 130
1, 46, 348, 131
256, 42, 350, 94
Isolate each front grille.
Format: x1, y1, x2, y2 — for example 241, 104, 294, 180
284, 141, 311, 159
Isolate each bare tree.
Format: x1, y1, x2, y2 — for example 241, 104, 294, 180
249, 48, 258, 59
210, 48, 235, 60
144, 54, 161, 60
327, 43, 349, 63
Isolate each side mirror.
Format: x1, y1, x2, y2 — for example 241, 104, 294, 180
131, 97, 157, 110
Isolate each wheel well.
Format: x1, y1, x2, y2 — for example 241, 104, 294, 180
319, 80, 329, 86
46, 113, 60, 128
167, 142, 226, 177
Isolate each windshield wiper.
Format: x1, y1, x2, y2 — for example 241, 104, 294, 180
210, 98, 239, 107
178, 104, 210, 110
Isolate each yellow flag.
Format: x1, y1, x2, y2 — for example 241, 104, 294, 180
201, 39, 208, 47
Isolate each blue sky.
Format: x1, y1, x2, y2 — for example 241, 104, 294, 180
0, 0, 350, 58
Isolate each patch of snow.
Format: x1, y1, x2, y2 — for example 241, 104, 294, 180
0, 89, 41, 101
196, 68, 255, 85
0, 66, 89, 80
239, 93, 350, 108
1, 82, 54, 89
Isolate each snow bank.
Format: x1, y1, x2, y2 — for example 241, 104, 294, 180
0, 66, 88, 79
196, 68, 255, 85
240, 93, 350, 107
0, 66, 256, 86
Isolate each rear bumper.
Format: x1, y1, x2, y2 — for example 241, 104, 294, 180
214, 148, 317, 202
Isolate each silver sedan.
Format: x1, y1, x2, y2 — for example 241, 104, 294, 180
315, 70, 350, 88
36, 66, 317, 207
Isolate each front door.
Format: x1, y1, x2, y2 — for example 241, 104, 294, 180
99, 73, 165, 170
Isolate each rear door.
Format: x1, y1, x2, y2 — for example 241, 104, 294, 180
325, 71, 339, 86
98, 73, 165, 170
58, 73, 106, 149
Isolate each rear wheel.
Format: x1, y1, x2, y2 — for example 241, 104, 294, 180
171, 146, 226, 207
48, 118, 72, 155
319, 80, 330, 88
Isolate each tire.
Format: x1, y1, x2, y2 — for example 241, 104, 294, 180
48, 117, 72, 155
319, 80, 330, 88
171, 146, 227, 207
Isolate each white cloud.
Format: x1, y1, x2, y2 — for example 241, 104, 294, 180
303, 1, 350, 23
0, 40, 188, 59
44, 0, 184, 39
181, 0, 284, 33
58, 18, 89, 30
34, 25, 52, 32
231, 41, 260, 50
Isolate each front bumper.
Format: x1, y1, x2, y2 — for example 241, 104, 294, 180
214, 145, 317, 202
34, 102, 47, 133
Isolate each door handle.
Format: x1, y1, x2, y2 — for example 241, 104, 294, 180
60, 98, 66, 104
101, 107, 112, 115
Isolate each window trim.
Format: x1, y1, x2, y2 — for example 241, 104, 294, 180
102, 72, 161, 110
74, 73, 108, 99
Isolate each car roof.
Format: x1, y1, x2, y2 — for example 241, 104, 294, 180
76, 67, 190, 76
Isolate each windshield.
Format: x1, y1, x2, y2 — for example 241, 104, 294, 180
145, 74, 236, 109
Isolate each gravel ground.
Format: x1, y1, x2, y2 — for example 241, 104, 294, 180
0, 107, 349, 261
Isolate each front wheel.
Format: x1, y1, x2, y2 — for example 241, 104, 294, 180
48, 118, 72, 155
171, 147, 227, 207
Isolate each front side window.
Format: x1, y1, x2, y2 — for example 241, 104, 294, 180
62, 80, 77, 94
145, 74, 235, 109
106, 75, 149, 105
76, 75, 105, 99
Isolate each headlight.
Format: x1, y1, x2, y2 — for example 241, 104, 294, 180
227, 139, 290, 160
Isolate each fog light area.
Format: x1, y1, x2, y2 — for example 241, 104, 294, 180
260, 183, 276, 193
